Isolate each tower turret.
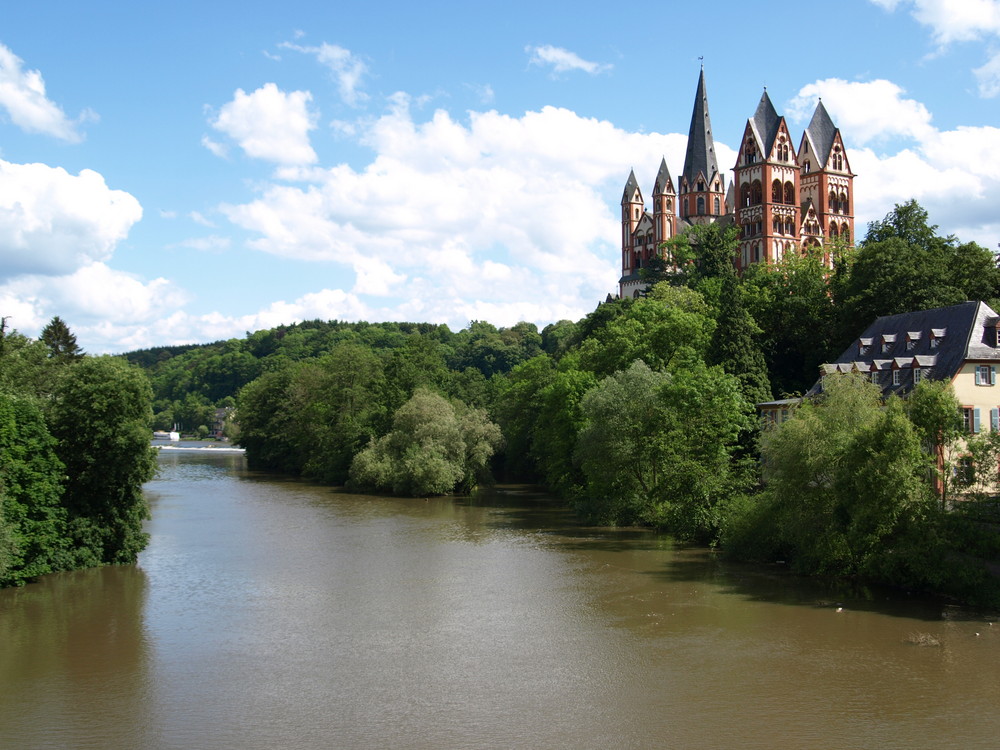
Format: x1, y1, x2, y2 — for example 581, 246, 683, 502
679, 67, 725, 224
798, 100, 854, 261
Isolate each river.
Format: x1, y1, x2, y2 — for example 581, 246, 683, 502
2, 450, 999, 749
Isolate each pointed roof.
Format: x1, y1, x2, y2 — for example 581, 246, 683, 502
653, 158, 674, 195
750, 90, 782, 155
621, 169, 641, 205
805, 100, 837, 164
682, 68, 721, 186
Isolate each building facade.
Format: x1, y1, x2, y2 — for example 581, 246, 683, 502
619, 69, 855, 298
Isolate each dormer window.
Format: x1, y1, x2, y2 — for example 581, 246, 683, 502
881, 334, 896, 354
913, 368, 923, 384
859, 337, 872, 356
930, 328, 945, 349
892, 369, 902, 385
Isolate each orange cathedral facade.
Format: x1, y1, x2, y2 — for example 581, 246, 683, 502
619, 69, 855, 298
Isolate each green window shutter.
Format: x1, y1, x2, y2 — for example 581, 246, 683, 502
974, 408, 982, 433
976, 368, 982, 385
991, 408, 999, 432
992, 366, 996, 385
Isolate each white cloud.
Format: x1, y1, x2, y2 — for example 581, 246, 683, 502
281, 42, 369, 106
974, 50, 1000, 96
526, 45, 612, 75
218, 99, 717, 328
201, 134, 229, 159
189, 210, 215, 227
872, 1, 1000, 96
0, 43, 88, 142
0, 159, 142, 279
788, 79, 934, 144
0, 262, 187, 346
209, 83, 318, 165
174, 235, 231, 252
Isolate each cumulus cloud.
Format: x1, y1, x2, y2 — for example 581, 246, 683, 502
526, 45, 612, 75
871, 0, 1000, 96
218, 98, 709, 324
0, 159, 142, 279
0, 43, 90, 142
281, 42, 369, 106
788, 79, 934, 145
0, 262, 187, 344
209, 83, 318, 164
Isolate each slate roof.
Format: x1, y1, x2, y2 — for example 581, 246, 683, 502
654, 158, 675, 195
750, 90, 782, 156
621, 169, 640, 205
805, 100, 837, 164
681, 68, 721, 186
807, 301, 1000, 398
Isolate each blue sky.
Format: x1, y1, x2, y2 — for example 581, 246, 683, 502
2, 0, 1000, 353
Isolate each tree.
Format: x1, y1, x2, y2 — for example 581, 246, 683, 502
349, 389, 502, 496
577, 285, 715, 377
708, 270, 772, 410
834, 200, 1000, 346
574, 358, 750, 541
741, 374, 931, 575
48, 357, 157, 566
40, 316, 83, 362
0, 392, 71, 585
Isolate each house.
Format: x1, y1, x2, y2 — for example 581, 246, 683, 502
618, 67, 855, 298
760, 301, 1000, 488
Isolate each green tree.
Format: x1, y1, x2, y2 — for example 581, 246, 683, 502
737, 374, 931, 575
40, 316, 84, 362
0, 392, 71, 585
835, 200, 1000, 345
48, 357, 157, 566
349, 389, 502, 496
575, 358, 749, 541
708, 270, 772, 409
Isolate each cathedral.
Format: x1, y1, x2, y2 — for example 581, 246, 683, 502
619, 68, 855, 298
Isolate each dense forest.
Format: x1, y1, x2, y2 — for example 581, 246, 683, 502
5, 200, 1000, 603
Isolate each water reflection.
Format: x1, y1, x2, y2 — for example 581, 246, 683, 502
2, 451, 999, 749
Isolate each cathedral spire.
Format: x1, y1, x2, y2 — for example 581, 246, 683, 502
681, 67, 721, 188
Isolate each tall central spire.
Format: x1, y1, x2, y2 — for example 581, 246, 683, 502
681, 66, 721, 188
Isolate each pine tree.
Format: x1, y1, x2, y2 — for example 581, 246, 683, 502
40, 316, 83, 362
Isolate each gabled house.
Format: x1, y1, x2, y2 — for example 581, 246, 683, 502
760, 301, 1000, 484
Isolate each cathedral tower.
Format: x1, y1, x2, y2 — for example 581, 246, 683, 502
733, 91, 800, 271
679, 67, 725, 224
798, 100, 854, 259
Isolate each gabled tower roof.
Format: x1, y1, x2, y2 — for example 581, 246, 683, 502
621, 169, 641, 205
653, 157, 675, 195
750, 90, 782, 155
805, 100, 837, 164
681, 68, 721, 185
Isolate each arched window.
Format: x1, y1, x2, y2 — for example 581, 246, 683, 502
634, 253, 642, 268
829, 191, 838, 211
785, 219, 794, 235
830, 224, 839, 238
803, 160, 811, 173
683, 197, 689, 215
746, 144, 757, 164
635, 208, 640, 219
773, 217, 782, 234
666, 199, 672, 211
772, 179, 782, 202
740, 184, 751, 207
751, 180, 762, 206
697, 196, 705, 215
697, 180, 705, 192
784, 182, 794, 204
713, 196, 720, 214
633, 290, 641, 299
839, 191, 848, 212
842, 222, 850, 242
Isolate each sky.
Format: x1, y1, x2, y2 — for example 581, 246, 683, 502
2, 0, 1000, 354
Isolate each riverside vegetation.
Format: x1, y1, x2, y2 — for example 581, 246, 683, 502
4, 201, 1000, 604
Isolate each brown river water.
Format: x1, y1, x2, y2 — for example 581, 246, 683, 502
2, 450, 999, 749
